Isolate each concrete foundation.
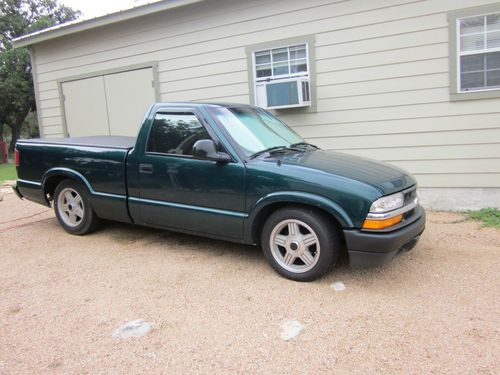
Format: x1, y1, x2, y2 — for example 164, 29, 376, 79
417, 188, 500, 211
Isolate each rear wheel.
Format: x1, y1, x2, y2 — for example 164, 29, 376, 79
54, 179, 99, 235
261, 207, 340, 281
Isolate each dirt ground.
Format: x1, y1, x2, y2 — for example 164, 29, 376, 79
0, 187, 498, 374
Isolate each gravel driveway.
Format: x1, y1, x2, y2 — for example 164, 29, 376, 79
0, 188, 498, 374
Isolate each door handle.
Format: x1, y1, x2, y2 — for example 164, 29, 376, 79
139, 163, 153, 174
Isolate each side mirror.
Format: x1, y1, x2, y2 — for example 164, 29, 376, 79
192, 139, 231, 163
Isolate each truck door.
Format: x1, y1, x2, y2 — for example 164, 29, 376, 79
131, 108, 246, 240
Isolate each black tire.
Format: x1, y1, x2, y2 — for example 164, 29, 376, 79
261, 207, 340, 281
53, 179, 99, 235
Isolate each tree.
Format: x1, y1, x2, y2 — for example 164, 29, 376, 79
0, 0, 80, 153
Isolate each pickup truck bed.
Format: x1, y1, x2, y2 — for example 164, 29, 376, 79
16, 136, 133, 224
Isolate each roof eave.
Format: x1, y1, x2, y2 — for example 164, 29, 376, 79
12, 0, 203, 48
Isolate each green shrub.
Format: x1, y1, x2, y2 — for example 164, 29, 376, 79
467, 208, 500, 228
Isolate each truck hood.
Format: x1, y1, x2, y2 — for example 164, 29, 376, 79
268, 149, 416, 195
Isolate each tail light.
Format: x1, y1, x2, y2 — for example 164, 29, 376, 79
14, 149, 20, 167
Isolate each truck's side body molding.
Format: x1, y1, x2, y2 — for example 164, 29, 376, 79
128, 196, 248, 218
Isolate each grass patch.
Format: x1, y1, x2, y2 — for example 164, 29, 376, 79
0, 163, 17, 184
467, 208, 500, 228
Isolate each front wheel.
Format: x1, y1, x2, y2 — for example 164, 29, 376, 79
261, 207, 340, 281
53, 179, 99, 235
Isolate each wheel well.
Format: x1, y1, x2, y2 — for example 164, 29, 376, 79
44, 175, 72, 202
252, 202, 346, 247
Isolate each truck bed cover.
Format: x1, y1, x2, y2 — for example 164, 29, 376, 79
17, 136, 136, 150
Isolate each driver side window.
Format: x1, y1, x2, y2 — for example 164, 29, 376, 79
147, 112, 211, 155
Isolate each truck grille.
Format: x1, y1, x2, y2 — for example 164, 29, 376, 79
403, 187, 417, 206
402, 187, 418, 220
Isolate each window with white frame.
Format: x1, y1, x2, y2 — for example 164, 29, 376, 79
254, 44, 309, 81
252, 43, 311, 109
458, 12, 500, 92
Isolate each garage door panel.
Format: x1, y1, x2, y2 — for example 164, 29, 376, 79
104, 68, 156, 137
62, 76, 110, 137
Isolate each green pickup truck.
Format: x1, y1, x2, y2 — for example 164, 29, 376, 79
13, 102, 425, 281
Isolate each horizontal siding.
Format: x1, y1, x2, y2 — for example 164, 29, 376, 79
34, 0, 340, 63
196, 94, 250, 103
37, 81, 57, 92
317, 73, 449, 98
311, 129, 500, 150
33, 0, 500, 188
315, 12, 447, 46
317, 58, 449, 86
33, 0, 489, 79
159, 83, 249, 101
41, 116, 63, 127
39, 106, 61, 119
390, 159, 500, 174
343, 144, 500, 161
159, 71, 248, 94
158, 58, 247, 81
317, 43, 449, 73
282, 101, 500, 126
38, 98, 60, 110
43, 124, 65, 136
413, 174, 500, 188
43, 133, 65, 139
160, 93, 251, 104
293, 113, 500, 138
38, 89, 59, 101
315, 27, 449, 59
34, 0, 418, 69
317, 87, 450, 112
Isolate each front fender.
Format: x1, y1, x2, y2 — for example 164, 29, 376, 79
244, 191, 354, 244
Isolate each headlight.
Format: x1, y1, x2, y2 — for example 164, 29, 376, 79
369, 192, 404, 213
363, 192, 408, 230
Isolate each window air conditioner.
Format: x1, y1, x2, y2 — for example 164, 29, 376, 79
255, 78, 311, 109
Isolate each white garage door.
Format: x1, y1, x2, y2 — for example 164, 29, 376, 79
61, 67, 156, 137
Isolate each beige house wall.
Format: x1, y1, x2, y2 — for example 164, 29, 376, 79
30, 0, 500, 203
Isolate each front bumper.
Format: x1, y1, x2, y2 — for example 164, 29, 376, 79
343, 205, 426, 268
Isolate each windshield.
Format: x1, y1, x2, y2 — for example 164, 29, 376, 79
209, 106, 304, 157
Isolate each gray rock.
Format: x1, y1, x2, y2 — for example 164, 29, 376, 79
330, 281, 345, 292
143, 352, 156, 359
112, 319, 155, 339
281, 319, 304, 341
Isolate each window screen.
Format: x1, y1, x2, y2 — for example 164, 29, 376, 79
458, 13, 500, 91
147, 112, 210, 155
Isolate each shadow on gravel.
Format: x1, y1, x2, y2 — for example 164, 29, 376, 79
72, 219, 422, 283
99, 219, 262, 261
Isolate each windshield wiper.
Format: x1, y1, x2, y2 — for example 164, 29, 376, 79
249, 143, 315, 160
290, 142, 319, 149
249, 146, 290, 160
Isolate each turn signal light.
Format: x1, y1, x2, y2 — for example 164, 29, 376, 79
362, 214, 403, 230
